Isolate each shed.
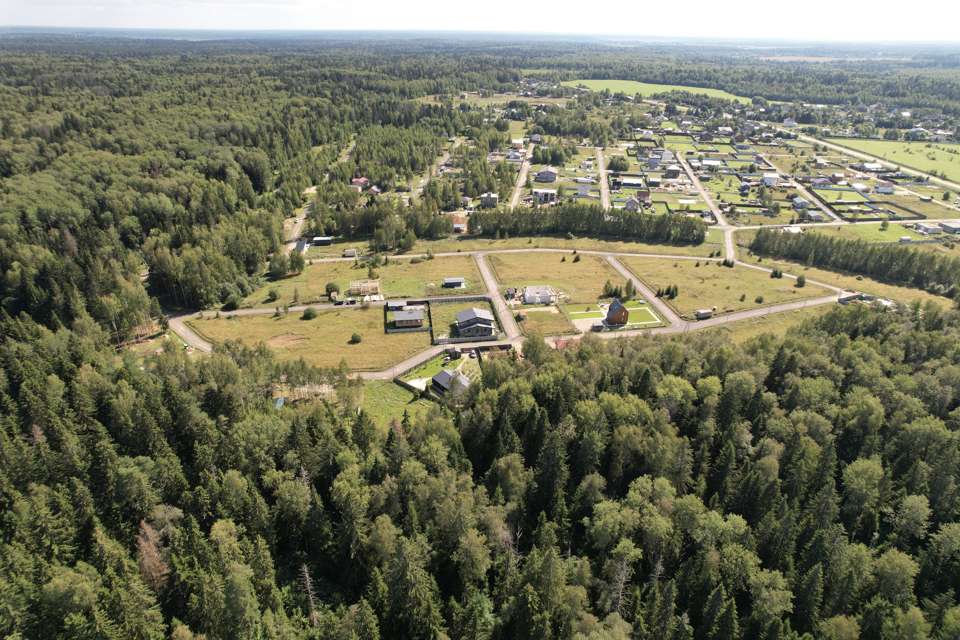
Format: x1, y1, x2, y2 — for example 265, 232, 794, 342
443, 277, 467, 289
313, 236, 333, 246
695, 309, 714, 320
343, 248, 357, 258
939, 222, 960, 234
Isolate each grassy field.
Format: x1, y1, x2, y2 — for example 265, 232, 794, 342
802, 224, 927, 243
402, 351, 482, 384
621, 257, 834, 318
813, 189, 871, 203
518, 308, 579, 336
561, 79, 752, 103
413, 235, 720, 257
700, 305, 834, 343
244, 255, 483, 308
362, 381, 434, 428
826, 139, 960, 184
879, 194, 960, 219
430, 300, 500, 339
187, 308, 431, 371
489, 252, 624, 303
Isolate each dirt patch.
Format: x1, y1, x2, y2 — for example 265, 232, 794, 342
268, 333, 309, 347
525, 307, 560, 314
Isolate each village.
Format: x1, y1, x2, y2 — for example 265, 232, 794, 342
174, 77, 960, 402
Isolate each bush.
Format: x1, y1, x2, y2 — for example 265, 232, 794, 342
796, 275, 806, 288
267, 288, 280, 302
224, 293, 243, 311
350, 333, 363, 344
325, 282, 340, 295
573, 254, 581, 263
739, 294, 746, 302
302, 307, 318, 320
755, 296, 765, 304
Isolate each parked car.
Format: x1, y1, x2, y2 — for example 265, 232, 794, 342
334, 301, 344, 306
347, 299, 358, 305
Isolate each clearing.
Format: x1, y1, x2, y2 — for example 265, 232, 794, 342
488, 252, 625, 303
561, 79, 752, 103
620, 257, 834, 318
825, 138, 960, 184
186, 308, 431, 371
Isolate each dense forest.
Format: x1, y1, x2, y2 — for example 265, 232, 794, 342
3, 34, 960, 639
4, 298, 960, 639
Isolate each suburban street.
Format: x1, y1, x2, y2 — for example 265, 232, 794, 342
509, 143, 535, 209
596, 147, 611, 210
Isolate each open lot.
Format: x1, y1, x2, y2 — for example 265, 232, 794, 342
244, 254, 484, 308
489, 252, 625, 303
560, 79, 752, 103
878, 194, 960, 218
413, 234, 719, 257
563, 300, 664, 331
518, 307, 579, 336
826, 138, 960, 184
362, 381, 434, 429
186, 308, 431, 371
701, 305, 834, 343
621, 257, 834, 318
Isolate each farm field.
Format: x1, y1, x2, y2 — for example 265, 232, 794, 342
621, 257, 834, 318
560, 79, 752, 103
489, 252, 625, 303
244, 255, 483, 308
186, 308, 431, 371
826, 138, 960, 184
801, 224, 928, 243
879, 194, 960, 218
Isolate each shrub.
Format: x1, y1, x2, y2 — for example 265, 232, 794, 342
267, 288, 280, 302
326, 282, 340, 295
350, 332, 362, 344
573, 254, 581, 263
739, 294, 746, 302
755, 296, 764, 304
796, 275, 806, 288
302, 307, 318, 320
224, 293, 243, 311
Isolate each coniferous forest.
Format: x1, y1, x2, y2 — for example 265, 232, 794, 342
3, 34, 960, 640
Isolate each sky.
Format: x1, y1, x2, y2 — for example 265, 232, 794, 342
1, 0, 958, 42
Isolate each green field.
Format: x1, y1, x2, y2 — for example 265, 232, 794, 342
518, 308, 578, 336
187, 308, 431, 371
362, 381, 434, 429
621, 257, 834, 318
561, 79, 752, 103
826, 138, 960, 184
700, 305, 834, 343
488, 252, 624, 303
244, 255, 484, 308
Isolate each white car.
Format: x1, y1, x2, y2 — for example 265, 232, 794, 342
294, 218, 299, 223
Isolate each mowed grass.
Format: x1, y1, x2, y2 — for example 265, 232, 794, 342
186, 308, 431, 371
518, 309, 579, 336
362, 381, 434, 429
802, 224, 927, 243
826, 138, 960, 184
561, 79, 751, 103
621, 257, 834, 317
244, 255, 483, 308
489, 252, 624, 303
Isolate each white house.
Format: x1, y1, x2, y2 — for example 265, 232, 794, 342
533, 189, 557, 204
536, 167, 559, 182
792, 197, 810, 210
577, 184, 590, 197
522, 285, 557, 305
862, 163, 883, 173
581, 160, 594, 170
531, 133, 542, 143
783, 118, 798, 127
762, 173, 779, 187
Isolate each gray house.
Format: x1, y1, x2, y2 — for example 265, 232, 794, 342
456, 307, 497, 337
433, 369, 471, 396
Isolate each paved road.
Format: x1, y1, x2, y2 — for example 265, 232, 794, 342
596, 147, 611, 210
510, 143, 535, 209
166, 311, 213, 354
476, 253, 521, 339
675, 154, 734, 259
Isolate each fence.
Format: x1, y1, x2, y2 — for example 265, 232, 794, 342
385, 326, 432, 335
435, 332, 506, 345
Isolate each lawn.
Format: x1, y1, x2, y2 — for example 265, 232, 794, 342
878, 194, 960, 219
802, 224, 927, 243
402, 351, 482, 385
362, 380, 434, 429
518, 308, 579, 336
186, 308, 431, 371
430, 300, 500, 339
244, 255, 484, 308
561, 79, 752, 103
488, 252, 624, 303
826, 138, 960, 184
621, 257, 834, 318
562, 300, 665, 330
812, 189, 871, 203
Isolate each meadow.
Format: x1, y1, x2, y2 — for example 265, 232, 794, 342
186, 307, 431, 371
488, 252, 625, 303
826, 138, 960, 184
561, 79, 752, 103
621, 257, 834, 317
